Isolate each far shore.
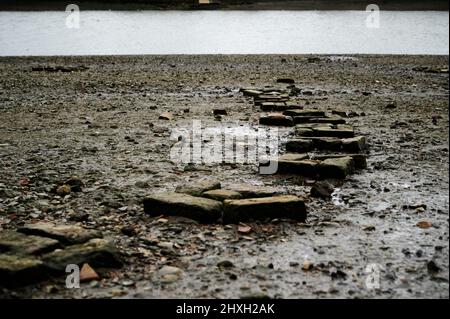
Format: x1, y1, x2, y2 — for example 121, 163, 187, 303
0, 0, 448, 11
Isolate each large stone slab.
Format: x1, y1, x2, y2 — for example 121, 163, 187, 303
143, 192, 222, 223
0, 254, 48, 287
311, 154, 367, 169
175, 179, 221, 197
223, 195, 307, 223
317, 156, 355, 179
42, 238, 122, 271
342, 136, 367, 152
276, 160, 319, 176
259, 114, 294, 127
285, 139, 314, 153
18, 223, 102, 245
0, 231, 60, 255
202, 189, 243, 201
284, 109, 326, 117
227, 184, 281, 198
312, 127, 354, 138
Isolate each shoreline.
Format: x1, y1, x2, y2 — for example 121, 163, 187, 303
0, 1, 449, 11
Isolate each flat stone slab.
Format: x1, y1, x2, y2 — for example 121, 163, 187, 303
202, 189, 243, 201
259, 114, 294, 127
317, 156, 355, 179
143, 192, 222, 223
18, 223, 102, 245
286, 139, 314, 153
227, 184, 281, 198
175, 179, 221, 197
0, 254, 47, 287
223, 195, 307, 223
312, 127, 355, 138
311, 154, 367, 169
241, 89, 263, 97
342, 136, 366, 152
0, 231, 60, 255
42, 238, 122, 271
278, 153, 309, 161
260, 102, 288, 112
308, 116, 346, 124
276, 159, 319, 176
284, 109, 326, 117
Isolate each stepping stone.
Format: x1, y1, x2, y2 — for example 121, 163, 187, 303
228, 184, 281, 198
307, 137, 343, 151
0, 231, 60, 256
0, 254, 48, 287
312, 126, 354, 138
317, 156, 355, 179
42, 238, 122, 271
278, 153, 309, 161
284, 109, 326, 117
308, 116, 346, 124
275, 159, 319, 176
293, 116, 326, 124
18, 223, 103, 245
143, 192, 222, 223
260, 102, 288, 112
175, 179, 221, 197
202, 189, 243, 201
342, 136, 366, 152
223, 195, 307, 224
259, 114, 294, 127
241, 89, 263, 97
311, 154, 367, 169
286, 139, 314, 153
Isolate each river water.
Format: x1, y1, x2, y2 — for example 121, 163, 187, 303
0, 10, 448, 56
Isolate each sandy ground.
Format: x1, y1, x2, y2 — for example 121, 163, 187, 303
0, 54, 448, 298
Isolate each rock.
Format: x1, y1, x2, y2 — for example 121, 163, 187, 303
56, 184, 71, 196
213, 109, 227, 116
202, 189, 242, 201
302, 260, 314, 271
223, 195, 307, 224
317, 156, 355, 179
65, 176, 83, 192
159, 112, 173, 120
417, 220, 432, 229
312, 126, 354, 138
295, 127, 315, 137
42, 238, 122, 271
386, 101, 397, 109
0, 231, 60, 255
278, 153, 309, 162
237, 224, 252, 234
158, 265, 183, 282
143, 192, 222, 223
309, 116, 346, 125
310, 182, 334, 199
303, 137, 343, 151
217, 260, 234, 268
18, 222, 103, 245
241, 89, 262, 97
259, 114, 294, 127
175, 179, 221, 197
331, 110, 347, 117
342, 136, 366, 152
284, 109, 326, 117
286, 139, 314, 153
260, 102, 288, 112
311, 154, 367, 169
80, 263, 100, 282
228, 184, 280, 198
0, 254, 48, 287
276, 159, 319, 177
276, 78, 295, 84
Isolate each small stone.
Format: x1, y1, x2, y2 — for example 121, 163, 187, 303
417, 220, 432, 229
159, 112, 173, 120
386, 101, 397, 109
302, 261, 314, 271
241, 89, 262, 97
175, 179, 221, 197
213, 109, 227, 116
143, 192, 222, 223
19, 223, 102, 245
80, 263, 100, 282
310, 182, 334, 199
217, 260, 234, 268
276, 78, 295, 84
223, 195, 307, 224
237, 224, 252, 234
65, 176, 83, 192
202, 189, 243, 201
56, 184, 71, 196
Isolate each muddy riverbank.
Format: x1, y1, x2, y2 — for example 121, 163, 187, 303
0, 54, 448, 298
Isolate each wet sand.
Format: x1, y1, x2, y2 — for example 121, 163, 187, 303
0, 54, 448, 298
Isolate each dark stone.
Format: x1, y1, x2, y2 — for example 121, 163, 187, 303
310, 182, 334, 199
